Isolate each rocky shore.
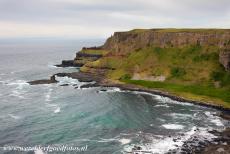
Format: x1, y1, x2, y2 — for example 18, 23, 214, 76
29, 70, 230, 112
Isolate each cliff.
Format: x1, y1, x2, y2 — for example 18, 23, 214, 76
104, 29, 230, 50
102, 29, 230, 70
72, 29, 230, 108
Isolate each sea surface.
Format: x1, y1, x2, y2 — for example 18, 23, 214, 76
0, 39, 229, 154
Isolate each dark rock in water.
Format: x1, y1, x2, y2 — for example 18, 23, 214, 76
80, 83, 99, 89
100, 89, 107, 92
28, 75, 57, 85
132, 146, 142, 151
60, 84, 69, 86
55, 60, 75, 67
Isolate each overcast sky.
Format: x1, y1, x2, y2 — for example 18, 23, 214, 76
0, 0, 230, 39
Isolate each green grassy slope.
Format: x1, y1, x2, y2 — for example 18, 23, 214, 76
81, 45, 230, 108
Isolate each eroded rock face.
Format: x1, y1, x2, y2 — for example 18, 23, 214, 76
103, 29, 230, 56
219, 49, 230, 71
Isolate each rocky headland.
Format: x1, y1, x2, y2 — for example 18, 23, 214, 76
31, 29, 230, 109
28, 28, 230, 153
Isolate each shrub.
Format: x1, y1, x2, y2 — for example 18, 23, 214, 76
171, 67, 186, 78
120, 74, 131, 80
211, 71, 230, 85
211, 71, 223, 81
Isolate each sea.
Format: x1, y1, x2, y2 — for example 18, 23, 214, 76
0, 39, 229, 154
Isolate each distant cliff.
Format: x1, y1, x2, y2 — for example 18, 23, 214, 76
103, 29, 230, 52
102, 29, 230, 71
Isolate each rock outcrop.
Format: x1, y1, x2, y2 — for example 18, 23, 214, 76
56, 60, 75, 67
219, 44, 230, 71
28, 75, 57, 85
56, 51, 103, 67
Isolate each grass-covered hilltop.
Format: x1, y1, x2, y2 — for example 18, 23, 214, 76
72, 29, 230, 108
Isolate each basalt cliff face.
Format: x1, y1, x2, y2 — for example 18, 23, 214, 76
102, 29, 230, 70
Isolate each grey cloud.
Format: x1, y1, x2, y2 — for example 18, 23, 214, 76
0, 0, 229, 38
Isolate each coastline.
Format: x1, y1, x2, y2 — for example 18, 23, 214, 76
28, 70, 230, 153
36, 71, 230, 113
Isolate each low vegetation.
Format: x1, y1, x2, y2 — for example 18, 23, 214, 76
80, 49, 108, 55
79, 35, 230, 108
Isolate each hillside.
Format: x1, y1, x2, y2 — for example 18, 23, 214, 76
74, 29, 230, 108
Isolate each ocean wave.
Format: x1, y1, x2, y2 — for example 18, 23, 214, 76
6, 80, 29, 88
205, 111, 224, 127
154, 104, 170, 108
130, 91, 194, 107
167, 113, 194, 119
6, 80, 29, 99
153, 94, 194, 106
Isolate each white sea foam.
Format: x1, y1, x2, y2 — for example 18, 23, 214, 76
7, 80, 29, 88
123, 126, 217, 154
99, 87, 121, 93
162, 124, 185, 130
98, 138, 117, 143
9, 90, 25, 99
54, 107, 61, 113
154, 104, 170, 108
56, 76, 79, 85
45, 103, 58, 107
168, 113, 194, 119
153, 94, 194, 106
8, 114, 20, 120
56, 76, 95, 88
34, 149, 46, 154
47, 63, 58, 68
156, 118, 166, 122
7, 80, 29, 99
45, 88, 53, 101
119, 138, 131, 145
131, 91, 194, 107
205, 111, 224, 127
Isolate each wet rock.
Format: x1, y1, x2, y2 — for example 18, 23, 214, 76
217, 148, 225, 152
28, 75, 57, 85
80, 83, 99, 89
55, 60, 74, 67
60, 84, 69, 86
